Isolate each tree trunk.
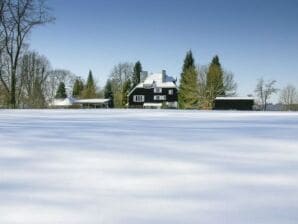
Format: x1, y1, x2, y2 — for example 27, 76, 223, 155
10, 69, 16, 108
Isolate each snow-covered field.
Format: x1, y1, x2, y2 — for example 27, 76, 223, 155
0, 110, 298, 224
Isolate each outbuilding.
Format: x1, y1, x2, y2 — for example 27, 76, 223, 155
50, 97, 111, 108
214, 97, 255, 110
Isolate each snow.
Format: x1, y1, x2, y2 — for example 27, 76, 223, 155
132, 72, 177, 91
143, 72, 176, 86
0, 110, 298, 224
75, 99, 110, 104
50, 97, 75, 106
215, 96, 255, 100
51, 98, 110, 107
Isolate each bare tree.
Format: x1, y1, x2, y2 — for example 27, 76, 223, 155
255, 78, 278, 111
18, 51, 50, 108
45, 69, 76, 103
0, 0, 54, 108
279, 85, 297, 111
0, 1, 8, 104
109, 62, 134, 107
223, 71, 237, 96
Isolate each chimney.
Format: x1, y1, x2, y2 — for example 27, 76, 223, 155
162, 70, 166, 83
140, 71, 148, 83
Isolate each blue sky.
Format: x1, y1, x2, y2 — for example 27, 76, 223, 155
30, 0, 298, 98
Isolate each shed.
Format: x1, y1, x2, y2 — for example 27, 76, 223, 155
214, 97, 255, 111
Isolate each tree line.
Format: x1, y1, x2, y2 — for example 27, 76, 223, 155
1, 1, 296, 110
178, 51, 237, 109
0, 0, 100, 108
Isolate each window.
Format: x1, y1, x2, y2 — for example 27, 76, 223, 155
154, 95, 166, 101
133, 95, 145, 102
154, 87, 162, 93
168, 89, 173, 95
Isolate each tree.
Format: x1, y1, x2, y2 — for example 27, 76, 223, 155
82, 70, 97, 98
18, 51, 50, 108
122, 79, 131, 107
104, 79, 114, 108
223, 71, 237, 96
179, 67, 199, 109
182, 50, 195, 71
55, 82, 67, 99
0, 0, 54, 108
279, 85, 297, 111
197, 64, 237, 109
109, 62, 134, 107
255, 78, 278, 111
178, 50, 198, 109
45, 69, 76, 103
72, 78, 84, 98
206, 55, 225, 99
132, 61, 142, 87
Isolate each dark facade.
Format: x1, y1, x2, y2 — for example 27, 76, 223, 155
128, 87, 178, 108
214, 99, 254, 110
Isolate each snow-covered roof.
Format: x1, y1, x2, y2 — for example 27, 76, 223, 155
50, 97, 110, 107
215, 97, 255, 100
51, 97, 75, 106
74, 99, 110, 104
128, 71, 177, 96
143, 72, 176, 87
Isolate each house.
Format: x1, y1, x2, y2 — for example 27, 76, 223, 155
213, 97, 255, 110
50, 97, 111, 108
128, 70, 178, 108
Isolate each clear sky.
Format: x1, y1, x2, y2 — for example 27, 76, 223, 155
30, 0, 298, 98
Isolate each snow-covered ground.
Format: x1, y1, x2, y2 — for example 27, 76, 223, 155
0, 110, 298, 224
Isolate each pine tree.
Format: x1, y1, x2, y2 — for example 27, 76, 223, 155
178, 50, 199, 109
182, 50, 195, 72
104, 79, 114, 108
179, 67, 199, 109
72, 78, 84, 98
82, 70, 97, 98
122, 79, 131, 107
55, 82, 67, 99
132, 61, 142, 87
206, 55, 225, 99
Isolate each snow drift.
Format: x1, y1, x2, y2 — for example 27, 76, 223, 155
0, 110, 298, 224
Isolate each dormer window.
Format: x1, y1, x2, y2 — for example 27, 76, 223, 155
154, 87, 162, 93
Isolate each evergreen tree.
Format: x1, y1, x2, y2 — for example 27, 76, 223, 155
182, 50, 195, 72
122, 79, 131, 107
55, 82, 67, 99
72, 78, 84, 98
104, 79, 114, 108
82, 70, 97, 98
206, 55, 225, 98
178, 67, 199, 109
178, 50, 198, 109
132, 61, 142, 87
